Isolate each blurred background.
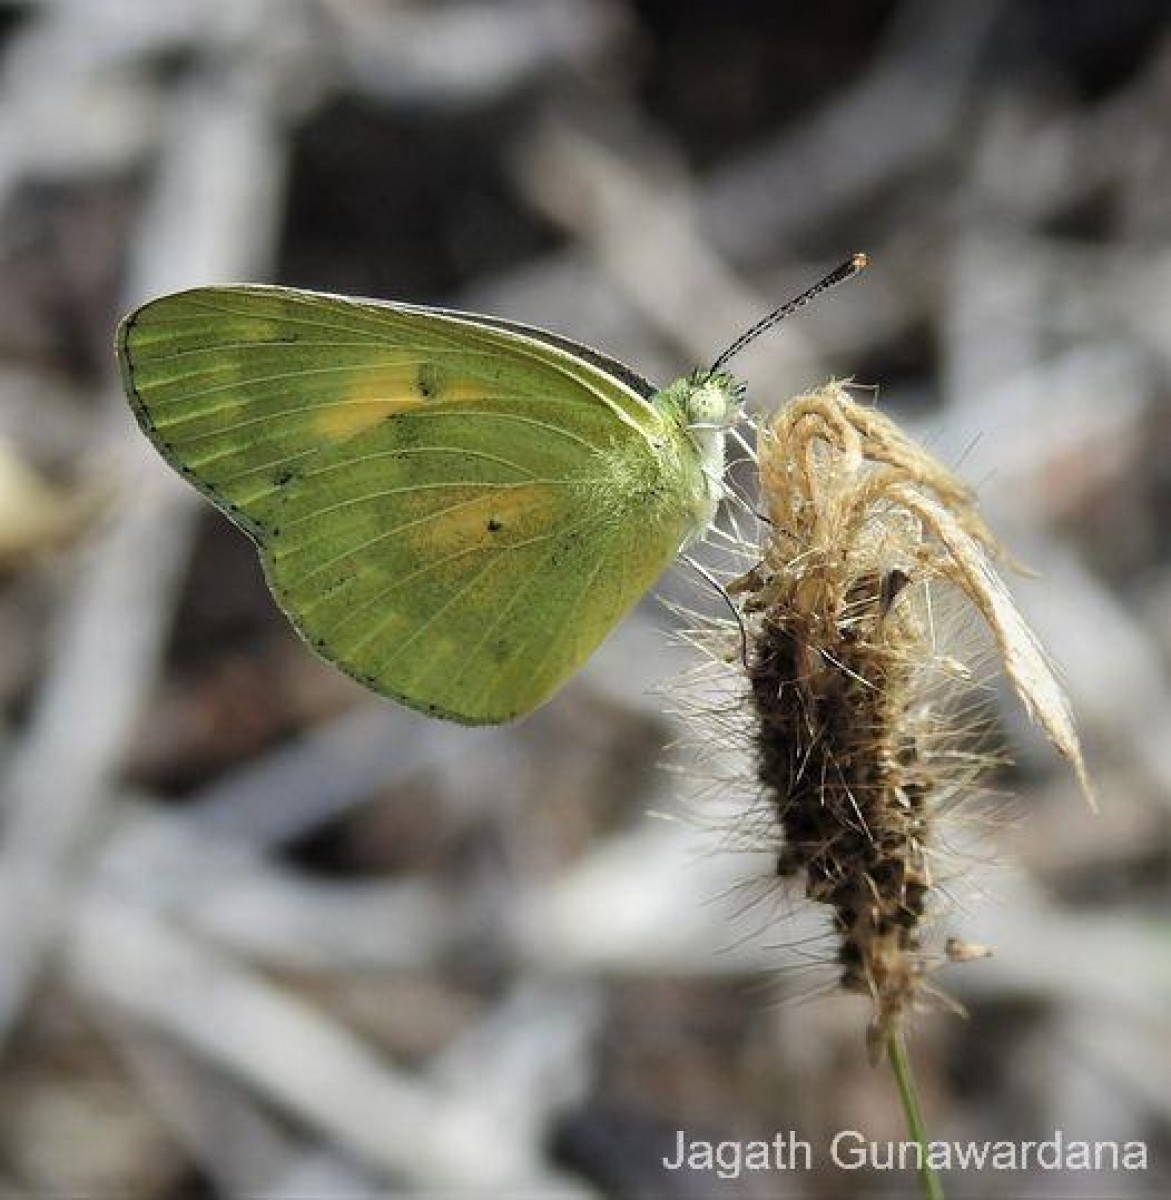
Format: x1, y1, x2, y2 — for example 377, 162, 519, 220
0, 0, 1168, 1196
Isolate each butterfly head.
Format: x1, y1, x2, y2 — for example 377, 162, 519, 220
654, 370, 746, 537
681, 369, 746, 430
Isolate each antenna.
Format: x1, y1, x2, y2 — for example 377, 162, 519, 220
709, 252, 868, 374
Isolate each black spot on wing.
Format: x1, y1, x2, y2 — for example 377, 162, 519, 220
417, 362, 442, 399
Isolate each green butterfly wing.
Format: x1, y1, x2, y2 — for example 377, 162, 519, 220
118, 285, 711, 723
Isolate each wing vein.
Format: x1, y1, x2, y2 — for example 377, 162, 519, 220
315, 517, 595, 657
475, 531, 609, 712
280, 478, 566, 532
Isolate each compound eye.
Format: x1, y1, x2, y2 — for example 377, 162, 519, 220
688, 387, 723, 424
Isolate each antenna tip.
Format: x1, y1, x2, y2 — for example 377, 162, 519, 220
851, 251, 869, 271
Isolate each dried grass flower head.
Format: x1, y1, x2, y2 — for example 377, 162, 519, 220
720, 381, 1091, 1055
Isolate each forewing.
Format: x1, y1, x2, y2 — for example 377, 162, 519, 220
117, 284, 661, 537
262, 406, 684, 722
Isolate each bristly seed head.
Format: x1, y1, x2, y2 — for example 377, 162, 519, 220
693, 381, 1091, 1057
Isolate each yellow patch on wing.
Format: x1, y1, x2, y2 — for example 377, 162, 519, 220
310, 363, 509, 441
311, 365, 425, 439
404, 480, 571, 559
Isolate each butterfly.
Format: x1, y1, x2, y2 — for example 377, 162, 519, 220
117, 256, 864, 724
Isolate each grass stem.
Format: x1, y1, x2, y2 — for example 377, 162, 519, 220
886, 1029, 945, 1200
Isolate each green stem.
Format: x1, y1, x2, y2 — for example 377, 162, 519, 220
886, 1029, 945, 1200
